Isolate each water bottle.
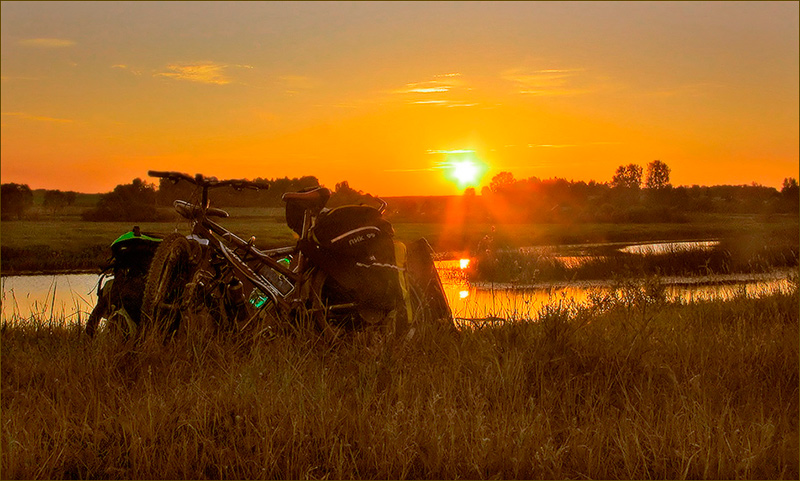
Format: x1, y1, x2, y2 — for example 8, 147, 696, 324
256, 257, 293, 296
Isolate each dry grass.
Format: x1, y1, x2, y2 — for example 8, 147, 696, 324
2, 281, 798, 479
471, 234, 799, 283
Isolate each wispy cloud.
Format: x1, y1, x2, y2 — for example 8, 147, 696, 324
2, 112, 74, 123
155, 62, 252, 85
1, 75, 39, 82
393, 73, 464, 95
112, 64, 142, 76
17, 38, 75, 48
427, 149, 476, 154
529, 143, 578, 148
502, 68, 592, 96
411, 100, 478, 108
392, 73, 478, 107
503, 141, 621, 149
383, 167, 436, 172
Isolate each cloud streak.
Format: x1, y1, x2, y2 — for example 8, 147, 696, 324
502, 68, 592, 96
393, 73, 464, 95
18, 38, 75, 48
112, 64, 142, 76
2, 112, 74, 123
391, 73, 479, 107
155, 62, 252, 85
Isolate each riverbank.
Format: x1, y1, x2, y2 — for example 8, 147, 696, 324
2, 284, 797, 479
2, 213, 797, 276
466, 234, 798, 284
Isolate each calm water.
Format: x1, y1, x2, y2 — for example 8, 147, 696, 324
1, 273, 100, 324
437, 260, 794, 322
1, 263, 794, 325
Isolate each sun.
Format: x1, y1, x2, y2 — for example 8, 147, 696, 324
452, 160, 481, 185
436, 150, 488, 190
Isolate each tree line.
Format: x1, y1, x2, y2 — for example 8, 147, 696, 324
0, 175, 376, 222
2, 160, 798, 223
389, 161, 798, 223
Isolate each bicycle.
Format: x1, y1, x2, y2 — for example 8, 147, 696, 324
139, 170, 453, 339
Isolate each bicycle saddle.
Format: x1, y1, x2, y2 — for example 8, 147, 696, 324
282, 186, 331, 213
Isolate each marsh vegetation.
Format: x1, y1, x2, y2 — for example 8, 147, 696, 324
2, 278, 797, 479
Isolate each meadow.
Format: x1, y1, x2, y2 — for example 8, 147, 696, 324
1, 208, 797, 275
1, 277, 797, 479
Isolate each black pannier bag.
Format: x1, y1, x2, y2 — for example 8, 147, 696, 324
86, 226, 162, 336
302, 205, 401, 311
312, 205, 394, 256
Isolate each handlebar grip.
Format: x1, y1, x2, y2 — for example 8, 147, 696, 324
224, 179, 270, 191
148, 170, 195, 184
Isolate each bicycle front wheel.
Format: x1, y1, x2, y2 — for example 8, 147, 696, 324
141, 233, 196, 336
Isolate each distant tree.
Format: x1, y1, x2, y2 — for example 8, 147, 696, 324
64, 191, 78, 206
489, 172, 516, 193
82, 178, 164, 221
1, 183, 34, 220
43, 190, 70, 215
782, 177, 798, 196
611, 164, 643, 189
780, 177, 799, 211
328, 180, 376, 208
645, 160, 671, 190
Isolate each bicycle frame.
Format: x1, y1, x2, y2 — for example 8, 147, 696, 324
149, 170, 325, 319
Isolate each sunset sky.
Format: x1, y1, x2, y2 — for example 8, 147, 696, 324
1, 1, 798, 196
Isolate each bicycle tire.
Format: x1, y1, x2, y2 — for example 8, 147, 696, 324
405, 272, 455, 329
405, 239, 455, 329
140, 233, 195, 336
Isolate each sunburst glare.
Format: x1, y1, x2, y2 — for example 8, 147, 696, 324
433, 150, 489, 190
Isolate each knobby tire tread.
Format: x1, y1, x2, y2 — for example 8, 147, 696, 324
141, 233, 194, 335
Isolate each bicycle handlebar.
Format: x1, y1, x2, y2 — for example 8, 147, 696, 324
148, 170, 270, 191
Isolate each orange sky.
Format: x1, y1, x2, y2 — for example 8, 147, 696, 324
2, 1, 798, 196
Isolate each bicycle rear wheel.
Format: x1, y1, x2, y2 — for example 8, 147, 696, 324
141, 233, 196, 337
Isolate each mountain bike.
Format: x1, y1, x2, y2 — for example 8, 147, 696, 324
139, 170, 453, 339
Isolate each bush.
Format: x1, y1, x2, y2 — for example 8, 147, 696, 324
81, 179, 170, 222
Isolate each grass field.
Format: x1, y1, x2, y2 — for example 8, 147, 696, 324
2, 279, 797, 479
1, 210, 797, 275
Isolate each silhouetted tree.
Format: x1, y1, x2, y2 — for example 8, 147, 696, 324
489, 172, 516, 193
782, 177, 798, 196
645, 160, 671, 190
329, 180, 377, 208
43, 190, 70, 215
1, 183, 34, 220
82, 178, 164, 221
781, 177, 799, 211
611, 164, 642, 189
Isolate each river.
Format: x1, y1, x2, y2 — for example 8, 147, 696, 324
1, 262, 794, 325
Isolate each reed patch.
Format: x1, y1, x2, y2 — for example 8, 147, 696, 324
2, 281, 797, 479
